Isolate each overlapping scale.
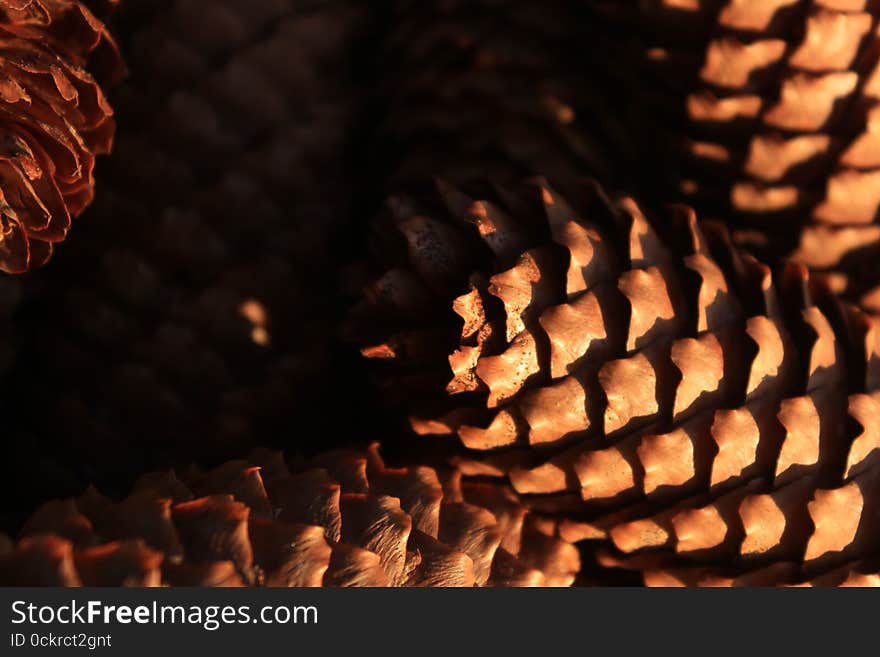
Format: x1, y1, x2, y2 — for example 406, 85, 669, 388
583, 0, 880, 306
349, 176, 880, 585
2, 0, 373, 520
0, 444, 579, 587
0, 0, 122, 271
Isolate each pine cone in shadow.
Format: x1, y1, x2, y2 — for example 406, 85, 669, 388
371, 0, 617, 190
2, 0, 372, 515
0, 443, 579, 586
0, 0, 122, 272
584, 0, 880, 306
347, 176, 880, 585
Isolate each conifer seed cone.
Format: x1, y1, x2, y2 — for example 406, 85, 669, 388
2, 0, 372, 517
348, 177, 880, 586
0, 444, 579, 587
0, 0, 122, 272
373, 0, 615, 189
585, 0, 880, 306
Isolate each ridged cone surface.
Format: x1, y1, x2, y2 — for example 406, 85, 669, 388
5, 0, 879, 588
0, 0, 122, 272
585, 0, 880, 307
0, 443, 580, 587
349, 176, 880, 586
2, 0, 371, 519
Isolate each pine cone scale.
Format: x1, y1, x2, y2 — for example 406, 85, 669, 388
1, 444, 579, 587
349, 167, 880, 585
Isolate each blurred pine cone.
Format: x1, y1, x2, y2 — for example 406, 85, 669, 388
0, 0, 122, 272
2, 0, 373, 519
347, 177, 880, 585
584, 0, 880, 307
0, 443, 579, 586
371, 0, 618, 189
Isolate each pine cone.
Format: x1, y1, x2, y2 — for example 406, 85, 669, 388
2, 0, 372, 513
583, 1, 880, 307
0, 0, 122, 272
372, 0, 615, 188
0, 444, 579, 586
347, 176, 880, 585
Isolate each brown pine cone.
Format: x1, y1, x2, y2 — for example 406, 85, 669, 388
0, 444, 580, 586
372, 0, 617, 189
583, 1, 880, 307
0, 0, 122, 272
347, 177, 880, 585
2, 0, 373, 513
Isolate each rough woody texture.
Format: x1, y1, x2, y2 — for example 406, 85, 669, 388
0, 0, 122, 272
0, 444, 580, 586
348, 176, 880, 585
583, 0, 880, 307
1, 0, 373, 523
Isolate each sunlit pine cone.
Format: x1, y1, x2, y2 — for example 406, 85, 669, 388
373, 0, 617, 189
3, 0, 372, 511
347, 176, 880, 585
0, 443, 579, 586
584, 0, 880, 306
0, 0, 122, 272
